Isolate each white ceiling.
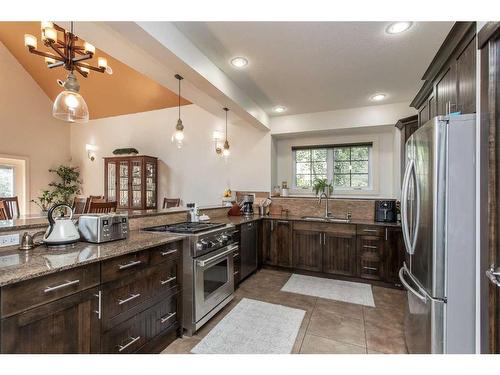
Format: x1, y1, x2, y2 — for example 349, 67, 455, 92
173, 21, 453, 116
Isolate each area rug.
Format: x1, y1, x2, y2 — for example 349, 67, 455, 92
190, 298, 305, 354
281, 274, 375, 307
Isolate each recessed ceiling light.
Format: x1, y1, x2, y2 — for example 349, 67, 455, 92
370, 93, 386, 102
385, 22, 413, 35
273, 105, 287, 113
230, 56, 248, 68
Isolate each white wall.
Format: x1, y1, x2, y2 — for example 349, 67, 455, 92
270, 102, 415, 135
70, 104, 271, 207
274, 125, 399, 199
0, 42, 71, 214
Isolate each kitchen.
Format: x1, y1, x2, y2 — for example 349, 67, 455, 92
0, 5, 498, 372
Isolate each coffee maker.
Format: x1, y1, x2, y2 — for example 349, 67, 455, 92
241, 195, 254, 217
374, 200, 397, 223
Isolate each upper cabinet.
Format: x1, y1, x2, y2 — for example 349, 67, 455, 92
410, 22, 477, 127
104, 155, 158, 210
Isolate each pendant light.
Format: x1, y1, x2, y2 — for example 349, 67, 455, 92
53, 71, 89, 123
222, 107, 230, 157
172, 74, 184, 148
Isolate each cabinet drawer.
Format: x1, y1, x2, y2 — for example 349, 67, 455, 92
101, 261, 179, 327
149, 241, 182, 266
1, 263, 99, 318
101, 293, 179, 354
359, 257, 384, 281
357, 237, 384, 260
101, 250, 150, 284
357, 225, 385, 237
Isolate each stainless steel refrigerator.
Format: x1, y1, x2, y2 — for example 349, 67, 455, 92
399, 114, 476, 354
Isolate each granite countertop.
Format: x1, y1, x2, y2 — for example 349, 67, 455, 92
215, 214, 401, 227
0, 230, 185, 287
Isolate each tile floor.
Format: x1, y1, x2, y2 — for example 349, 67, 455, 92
161, 269, 408, 354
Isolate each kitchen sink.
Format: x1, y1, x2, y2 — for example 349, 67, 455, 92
301, 216, 351, 223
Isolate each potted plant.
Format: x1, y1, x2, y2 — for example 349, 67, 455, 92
312, 178, 333, 196
48, 165, 82, 205
31, 190, 57, 216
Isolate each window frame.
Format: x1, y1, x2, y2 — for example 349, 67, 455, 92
0, 164, 15, 198
291, 142, 376, 195
332, 145, 373, 192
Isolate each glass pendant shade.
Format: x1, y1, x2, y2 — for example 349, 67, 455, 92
53, 89, 89, 123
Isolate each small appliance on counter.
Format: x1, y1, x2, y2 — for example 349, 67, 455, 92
374, 200, 397, 223
78, 213, 129, 243
241, 194, 254, 217
281, 181, 289, 197
187, 203, 199, 222
43, 203, 80, 247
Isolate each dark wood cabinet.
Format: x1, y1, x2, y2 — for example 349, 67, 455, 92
104, 155, 158, 210
395, 115, 419, 183
384, 227, 405, 285
265, 220, 292, 267
1, 287, 100, 353
0, 241, 183, 354
323, 232, 357, 277
411, 22, 476, 117
292, 227, 323, 272
357, 235, 385, 281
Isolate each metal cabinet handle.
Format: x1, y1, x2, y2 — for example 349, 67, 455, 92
118, 336, 141, 352
276, 220, 289, 224
486, 265, 500, 287
160, 276, 177, 285
118, 260, 142, 270
117, 293, 141, 305
44, 279, 80, 293
363, 266, 378, 271
161, 249, 178, 256
363, 229, 378, 233
160, 312, 176, 324
385, 228, 388, 241
234, 270, 240, 275
94, 291, 102, 319
363, 245, 378, 249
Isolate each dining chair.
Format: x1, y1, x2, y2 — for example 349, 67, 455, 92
72, 196, 88, 214
88, 201, 117, 213
163, 198, 181, 209
0, 201, 8, 220
0, 197, 20, 219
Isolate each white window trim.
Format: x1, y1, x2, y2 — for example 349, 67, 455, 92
290, 139, 380, 197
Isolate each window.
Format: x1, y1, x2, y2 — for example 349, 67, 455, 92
294, 148, 327, 189
293, 143, 373, 192
333, 145, 371, 189
0, 165, 14, 197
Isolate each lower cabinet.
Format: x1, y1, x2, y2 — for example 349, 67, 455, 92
1, 287, 101, 354
292, 229, 322, 272
264, 220, 293, 267
0, 240, 183, 354
323, 232, 357, 277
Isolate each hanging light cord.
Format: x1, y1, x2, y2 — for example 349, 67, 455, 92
225, 109, 228, 141
178, 78, 181, 119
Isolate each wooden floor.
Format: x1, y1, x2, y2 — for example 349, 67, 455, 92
161, 269, 408, 354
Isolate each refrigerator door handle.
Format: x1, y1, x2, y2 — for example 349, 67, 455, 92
399, 265, 427, 303
401, 159, 413, 254
411, 160, 421, 254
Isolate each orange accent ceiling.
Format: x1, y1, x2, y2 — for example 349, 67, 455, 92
0, 22, 190, 120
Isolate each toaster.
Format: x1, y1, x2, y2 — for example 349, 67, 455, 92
78, 213, 129, 243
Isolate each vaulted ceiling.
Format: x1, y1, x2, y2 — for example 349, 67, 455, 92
0, 22, 190, 120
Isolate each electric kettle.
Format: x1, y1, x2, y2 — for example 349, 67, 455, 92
43, 203, 80, 246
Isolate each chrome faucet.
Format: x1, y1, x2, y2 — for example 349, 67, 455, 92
318, 192, 330, 218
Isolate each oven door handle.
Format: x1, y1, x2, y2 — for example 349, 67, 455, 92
196, 245, 237, 267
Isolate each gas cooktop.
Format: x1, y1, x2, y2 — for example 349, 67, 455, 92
142, 222, 227, 234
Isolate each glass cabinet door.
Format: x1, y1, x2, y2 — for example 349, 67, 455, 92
119, 161, 129, 208
107, 161, 116, 202
145, 161, 156, 208
131, 159, 142, 209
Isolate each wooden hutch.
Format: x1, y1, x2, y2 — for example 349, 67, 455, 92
104, 155, 158, 210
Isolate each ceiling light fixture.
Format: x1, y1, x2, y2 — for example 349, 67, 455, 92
222, 107, 230, 157
273, 105, 287, 113
230, 56, 248, 68
385, 22, 413, 35
24, 21, 112, 123
172, 74, 185, 149
370, 93, 387, 102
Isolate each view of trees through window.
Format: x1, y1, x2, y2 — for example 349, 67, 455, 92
0, 166, 14, 197
294, 144, 371, 190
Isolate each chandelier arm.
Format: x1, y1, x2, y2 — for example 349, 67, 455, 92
74, 63, 105, 73
28, 48, 64, 61
74, 66, 89, 78
48, 43, 67, 60
72, 54, 93, 63
47, 61, 66, 69
53, 23, 66, 32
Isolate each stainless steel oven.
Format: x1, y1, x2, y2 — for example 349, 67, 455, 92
194, 244, 236, 322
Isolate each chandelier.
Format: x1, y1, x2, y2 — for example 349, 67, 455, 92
24, 21, 112, 123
